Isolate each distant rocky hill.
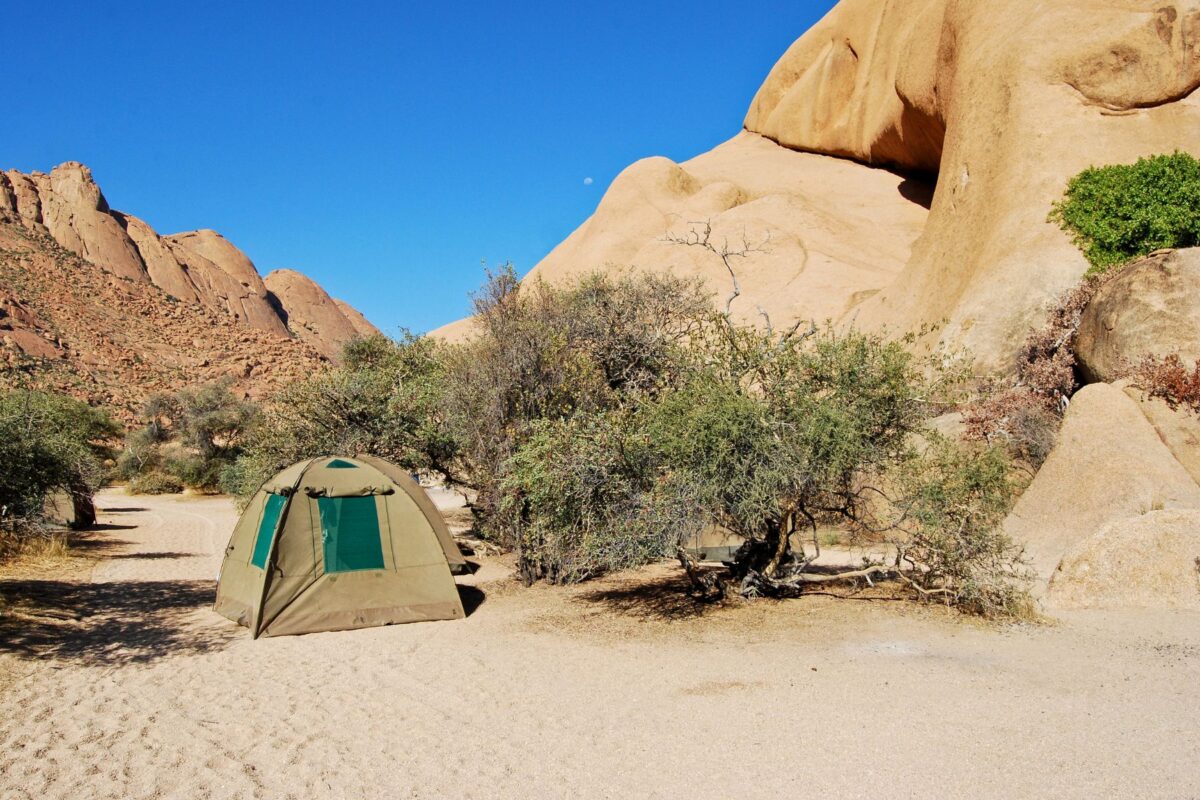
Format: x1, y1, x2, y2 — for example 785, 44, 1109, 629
0, 162, 380, 420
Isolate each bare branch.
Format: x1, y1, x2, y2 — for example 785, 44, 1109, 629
662, 220, 771, 319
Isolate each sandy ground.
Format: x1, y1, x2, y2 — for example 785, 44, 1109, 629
1, 491, 1198, 800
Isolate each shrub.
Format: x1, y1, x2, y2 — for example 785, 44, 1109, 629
897, 439, 1032, 618
648, 326, 930, 571
238, 270, 1033, 616
120, 380, 259, 493
1131, 353, 1200, 413
964, 279, 1099, 466
437, 267, 712, 537
0, 389, 120, 548
1051, 152, 1200, 274
499, 411, 704, 584
227, 332, 455, 502
127, 472, 184, 495
496, 317, 1032, 614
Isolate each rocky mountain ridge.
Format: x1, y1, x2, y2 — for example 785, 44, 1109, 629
0, 161, 379, 358
0, 161, 380, 418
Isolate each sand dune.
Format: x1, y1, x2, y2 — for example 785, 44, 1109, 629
1, 491, 1198, 799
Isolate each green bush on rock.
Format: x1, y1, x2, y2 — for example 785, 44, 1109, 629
1052, 152, 1200, 274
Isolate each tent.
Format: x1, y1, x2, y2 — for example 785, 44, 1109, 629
215, 455, 467, 638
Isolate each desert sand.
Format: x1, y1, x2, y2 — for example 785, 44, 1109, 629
1, 490, 1198, 800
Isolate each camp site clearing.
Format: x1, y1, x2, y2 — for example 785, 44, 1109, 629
0, 490, 1197, 799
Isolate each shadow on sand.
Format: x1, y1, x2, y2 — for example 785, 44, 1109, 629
458, 585, 486, 617
0, 577, 235, 666
101, 551, 202, 560
575, 571, 725, 622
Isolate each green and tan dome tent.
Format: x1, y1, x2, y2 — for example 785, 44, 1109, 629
215, 455, 467, 638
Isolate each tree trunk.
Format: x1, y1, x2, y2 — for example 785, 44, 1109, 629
676, 547, 725, 601
763, 512, 793, 577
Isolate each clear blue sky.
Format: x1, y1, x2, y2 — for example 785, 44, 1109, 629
4, 1, 833, 335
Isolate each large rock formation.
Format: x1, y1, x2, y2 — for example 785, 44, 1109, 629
2, 170, 48, 233
0, 162, 375, 362
744, 0, 1200, 369
33, 163, 148, 284
113, 213, 202, 304
1047, 509, 1200, 610
0, 223, 325, 421
1076, 248, 1200, 382
517, 132, 929, 334
489, 1, 1199, 371
1003, 383, 1200, 589
162, 230, 289, 336
334, 299, 381, 339
0, 161, 382, 415
1126, 386, 1200, 487
264, 269, 379, 359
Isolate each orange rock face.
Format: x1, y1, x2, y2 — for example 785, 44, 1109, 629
264, 269, 380, 360
485, 1, 1200, 373
0, 162, 379, 417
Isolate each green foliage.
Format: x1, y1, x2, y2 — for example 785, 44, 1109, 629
645, 327, 928, 548
228, 332, 454, 502
501, 322, 941, 585
0, 389, 120, 541
499, 411, 702, 584
127, 471, 184, 495
898, 439, 1031, 617
119, 379, 259, 493
235, 269, 1031, 616
1051, 152, 1200, 273
438, 267, 712, 530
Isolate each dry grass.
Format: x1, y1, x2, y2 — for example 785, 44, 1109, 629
0, 530, 96, 618
0, 530, 101, 694
1, 531, 75, 570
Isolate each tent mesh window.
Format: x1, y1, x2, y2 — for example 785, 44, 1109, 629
327, 459, 358, 469
318, 496, 386, 572
251, 493, 287, 569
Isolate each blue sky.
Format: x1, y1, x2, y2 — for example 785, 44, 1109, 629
4, 1, 834, 335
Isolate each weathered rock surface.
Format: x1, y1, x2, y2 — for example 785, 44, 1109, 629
0, 223, 326, 421
35, 163, 148, 284
522, 132, 929, 332
3, 171, 48, 233
451, 2, 1199, 366
1123, 383, 1200, 487
161, 230, 288, 336
0, 173, 17, 223
1003, 383, 1200, 586
1076, 249, 1200, 382
264, 269, 378, 359
165, 230, 265, 293
112, 213, 201, 304
0, 162, 376, 363
745, 0, 1200, 369
334, 299, 381, 339
1047, 509, 1200, 610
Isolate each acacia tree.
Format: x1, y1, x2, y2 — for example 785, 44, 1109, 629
437, 266, 712, 533
498, 223, 1029, 614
